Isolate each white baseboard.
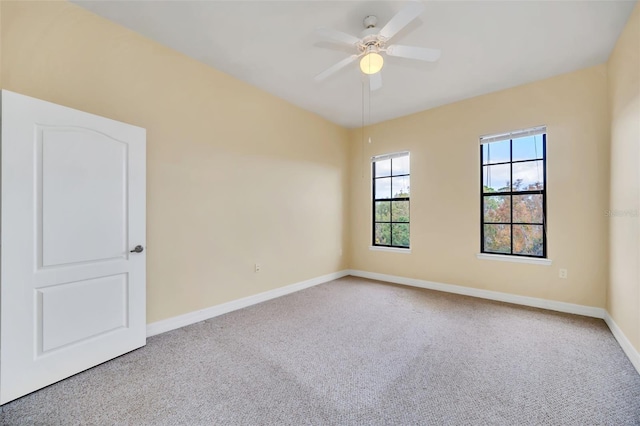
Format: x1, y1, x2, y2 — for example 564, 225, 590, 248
603, 311, 640, 375
348, 269, 606, 319
146, 270, 350, 337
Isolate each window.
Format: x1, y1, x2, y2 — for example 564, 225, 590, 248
372, 152, 410, 248
481, 127, 546, 258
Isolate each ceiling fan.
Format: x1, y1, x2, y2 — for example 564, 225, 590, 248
314, 1, 441, 91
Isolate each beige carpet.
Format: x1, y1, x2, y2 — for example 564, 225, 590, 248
1, 276, 639, 425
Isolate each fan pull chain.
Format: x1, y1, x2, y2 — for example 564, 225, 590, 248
368, 78, 372, 144
361, 80, 365, 178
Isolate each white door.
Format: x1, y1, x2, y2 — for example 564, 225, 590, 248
0, 90, 146, 404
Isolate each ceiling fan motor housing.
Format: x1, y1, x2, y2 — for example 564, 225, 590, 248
358, 16, 387, 54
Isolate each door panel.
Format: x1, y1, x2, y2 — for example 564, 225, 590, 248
1, 90, 146, 404
40, 126, 128, 267
39, 274, 128, 353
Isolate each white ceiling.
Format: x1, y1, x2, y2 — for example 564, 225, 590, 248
74, 1, 636, 128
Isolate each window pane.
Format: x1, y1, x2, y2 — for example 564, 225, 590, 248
483, 195, 511, 223
483, 224, 511, 253
512, 160, 544, 191
392, 176, 410, 198
391, 224, 410, 247
513, 194, 543, 224
375, 177, 391, 199
482, 140, 510, 165
483, 164, 510, 193
392, 156, 410, 176
391, 201, 409, 222
512, 135, 543, 162
513, 225, 544, 256
374, 159, 391, 177
375, 223, 391, 245
375, 201, 390, 222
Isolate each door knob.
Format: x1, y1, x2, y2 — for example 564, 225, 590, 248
130, 245, 144, 253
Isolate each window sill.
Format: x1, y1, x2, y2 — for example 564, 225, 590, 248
476, 253, 552, 266
369, 246, 412, 254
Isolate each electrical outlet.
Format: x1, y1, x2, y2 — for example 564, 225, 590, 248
255, 263, 261, 273
559, 268, 568, 279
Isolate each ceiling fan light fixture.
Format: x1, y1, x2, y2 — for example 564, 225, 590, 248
360, 52, 384, 75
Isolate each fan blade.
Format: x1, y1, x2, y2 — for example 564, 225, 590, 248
315, 55, 358, 81
379, 1, 425, 41
369, 72, 382, 91
315, 27, 361, 47
386, 44, 441, 62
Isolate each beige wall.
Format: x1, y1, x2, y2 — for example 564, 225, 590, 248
349, 64, 610, 308
608, 3, 640, 353
0, 1, 350, 323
